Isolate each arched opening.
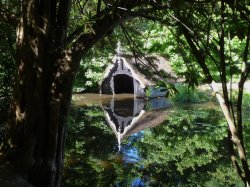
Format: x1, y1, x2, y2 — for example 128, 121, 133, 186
114, 74, 134, 94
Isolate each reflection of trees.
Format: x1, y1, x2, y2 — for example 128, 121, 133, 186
63, 106, 136, 186
63, 106, 112, 186
130, 108, 243, 186
63, 106, 245, 186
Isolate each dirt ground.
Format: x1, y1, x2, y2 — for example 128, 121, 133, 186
199, 81, 250, 94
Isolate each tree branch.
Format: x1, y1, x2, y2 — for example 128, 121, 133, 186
70, 12, 129, 62
219, 0, 229, 103
66, 1, 169, 46
228, 130, 245, 182
56, 0, 72, 50
182, 27, 213, 83
69, 0, 166, 58
97, 0, 102, 16
211, 81, 250, 184
120, 24, 165, 78
224, 0, 250, 23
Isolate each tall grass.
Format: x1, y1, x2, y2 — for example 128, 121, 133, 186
171, 84, 210, 103
228, 91, 250, 110
243, 93, 250, 109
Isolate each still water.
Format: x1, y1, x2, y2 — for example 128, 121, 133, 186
63, 94, 248, 187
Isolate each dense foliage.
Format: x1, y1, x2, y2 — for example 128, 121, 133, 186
73, 42, 114, 92
0, 18, 15, 124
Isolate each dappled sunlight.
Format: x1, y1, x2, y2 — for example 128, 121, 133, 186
18, 62, 25, 74
15, 106, 26, 122
16, 20, 24, 46
36, 66, 43, 79
7, 138, 14, 148
30, 39, 38, 57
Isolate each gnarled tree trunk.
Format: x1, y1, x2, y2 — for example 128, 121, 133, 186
0, 1, 75, 186
0, 0, 145, 186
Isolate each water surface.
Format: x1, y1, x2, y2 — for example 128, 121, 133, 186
63, 94, 247, 186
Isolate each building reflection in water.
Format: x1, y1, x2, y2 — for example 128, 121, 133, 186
102, 97, 171, 151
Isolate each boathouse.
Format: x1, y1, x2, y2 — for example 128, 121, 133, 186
100, 54, 178, 98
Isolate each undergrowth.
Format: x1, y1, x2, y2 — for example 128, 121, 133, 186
171, 84, 210, 103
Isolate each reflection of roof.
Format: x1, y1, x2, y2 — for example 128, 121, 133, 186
100, 94, 171, 151
104, 109, 146, 150
121, 110, 168, 138
103, 108, 169, 150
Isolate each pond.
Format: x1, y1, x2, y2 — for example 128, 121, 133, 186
62, 94, 249, 187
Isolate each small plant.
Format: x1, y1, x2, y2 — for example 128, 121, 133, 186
145, 86, 152, 98
155, 80, 179, 97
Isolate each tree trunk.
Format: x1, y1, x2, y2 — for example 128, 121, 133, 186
0, 1, 75, 186
211, 81, 250, 185
0, 0, 135, 186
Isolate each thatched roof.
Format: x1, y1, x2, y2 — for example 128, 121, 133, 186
120, 54, 179, 84
101, 54, 179, 88
100, 54, 180, 97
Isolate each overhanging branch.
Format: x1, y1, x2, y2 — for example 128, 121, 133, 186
67, 1, 169, 46
120, 24, 164, 77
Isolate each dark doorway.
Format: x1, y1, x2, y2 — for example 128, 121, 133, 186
114, 74, 134, 94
